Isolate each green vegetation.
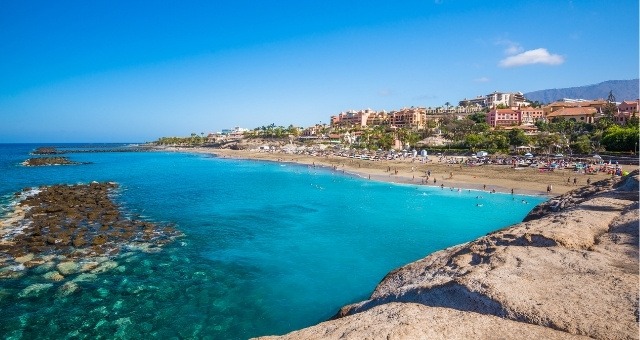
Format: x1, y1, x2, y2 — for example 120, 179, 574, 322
156, 133, 206, 146
601, 125, 640, 152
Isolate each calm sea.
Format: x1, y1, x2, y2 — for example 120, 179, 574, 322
0, 144, 544, 339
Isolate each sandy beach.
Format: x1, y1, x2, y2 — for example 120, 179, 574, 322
167, 147, 619, 196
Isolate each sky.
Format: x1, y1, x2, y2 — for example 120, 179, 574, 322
0, 0, 638, 142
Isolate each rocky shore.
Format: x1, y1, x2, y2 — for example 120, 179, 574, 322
0, 182, 182, 282
257, 171, 639, 339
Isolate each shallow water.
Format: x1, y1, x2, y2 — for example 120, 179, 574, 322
0, 144, 544, 339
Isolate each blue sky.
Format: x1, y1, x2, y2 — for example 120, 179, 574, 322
1, 0, 638, 142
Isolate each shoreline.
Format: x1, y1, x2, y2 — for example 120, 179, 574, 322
160, 146, 617, 196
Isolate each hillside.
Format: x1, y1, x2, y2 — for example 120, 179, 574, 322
525, 79, 638, 103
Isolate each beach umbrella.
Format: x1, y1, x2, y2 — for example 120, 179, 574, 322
592, 154, 602, 159
524, 153, 533, 158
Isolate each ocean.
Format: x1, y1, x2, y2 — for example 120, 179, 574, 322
0, 144, 544, 339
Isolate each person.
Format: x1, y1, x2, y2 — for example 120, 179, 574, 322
511, 188, 514, 195
546, 185, 551, 193
573, 177, 577, 185
587, 177, 591, 185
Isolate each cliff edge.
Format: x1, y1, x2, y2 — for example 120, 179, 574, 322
257, 171, 639, 339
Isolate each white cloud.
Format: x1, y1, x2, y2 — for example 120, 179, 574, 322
473, 77, 490, 82
499, 48, 565, 67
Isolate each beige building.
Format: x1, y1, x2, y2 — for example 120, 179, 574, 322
546, 107, 598, 123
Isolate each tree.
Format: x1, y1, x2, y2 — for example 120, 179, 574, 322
464, 133, 485, 152
508, 129, 530, 151
535, 132, 561, 155
601, 125, 640, 152
626, 113, 639, 127
571, 134, 592, 154
378, 133, 394, 150
467, 112, 486, 124
530, 100, 543, 108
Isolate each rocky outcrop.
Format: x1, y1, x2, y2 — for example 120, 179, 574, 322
21, 157, 88, 166
258, 172, 639, 339
31, 147, 64, 155
0, 182, 182, 280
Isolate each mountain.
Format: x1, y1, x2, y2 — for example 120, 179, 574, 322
524, 79, 639, 104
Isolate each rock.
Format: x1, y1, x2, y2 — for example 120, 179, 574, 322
0, 265, 25, 279
255, 303, 590, 340
57, 261, 79, 275
56, 281, 79, 297
43, 271, 64, 281
72, 237, 86, 248
90, 261, 118, 274
18, 283, 53, 298
72, 273, 97, 283
91, 234, 107, 246
14, 253, 34, 264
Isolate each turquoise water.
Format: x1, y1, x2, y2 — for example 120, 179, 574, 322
0, 144, 545, 339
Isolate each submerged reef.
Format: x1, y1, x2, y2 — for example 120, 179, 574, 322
0, 182, 182, 281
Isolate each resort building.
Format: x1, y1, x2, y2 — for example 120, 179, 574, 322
460, 91, 530, 109
615, 100, 639, 124
618, 99, 639, 114
485, 91, 530, 109
390, 107, 426, 129
366, 110, 390, 126
486, 108, 520, 127
543, 99, 607, 116
458, 96, 487, 108
331, 109, 378, 127
519, 107, 545, 125
546, 107, 598, 123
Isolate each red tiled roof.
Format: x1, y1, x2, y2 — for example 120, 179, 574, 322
547, 107, 597, 117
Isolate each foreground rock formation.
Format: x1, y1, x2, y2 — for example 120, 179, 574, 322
259, 171, 639, 339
